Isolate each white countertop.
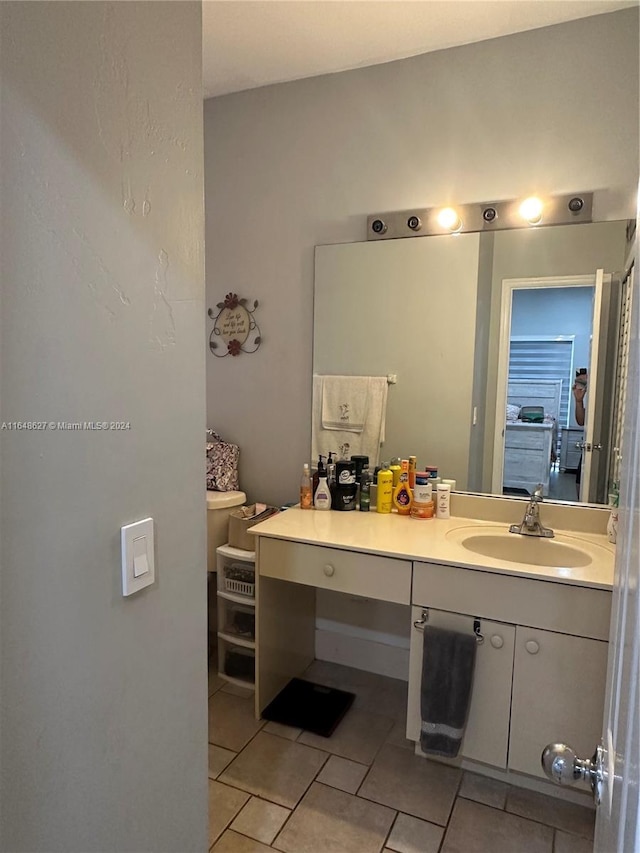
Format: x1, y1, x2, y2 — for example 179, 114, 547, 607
250, 507, 615, 590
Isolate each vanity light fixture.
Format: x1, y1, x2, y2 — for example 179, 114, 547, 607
436, 207, 462, 233
367, 192, 592, 240
519, 196, 544, 225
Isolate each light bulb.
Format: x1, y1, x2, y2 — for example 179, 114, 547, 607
519, 196, 543, 224
437, 207, 462, 232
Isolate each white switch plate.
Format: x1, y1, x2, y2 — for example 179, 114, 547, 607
121, 518, 155, 596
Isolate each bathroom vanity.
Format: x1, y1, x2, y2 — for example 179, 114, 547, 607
251, 501, 614, 790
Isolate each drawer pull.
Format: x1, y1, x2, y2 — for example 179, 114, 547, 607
323, 564, 335, 577
490, 634, 504, 649
525, 640, 540, 655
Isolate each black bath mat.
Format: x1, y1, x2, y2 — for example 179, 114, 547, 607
261, 678, 355, 737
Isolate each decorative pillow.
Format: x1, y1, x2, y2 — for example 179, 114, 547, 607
206, 429, 240, 491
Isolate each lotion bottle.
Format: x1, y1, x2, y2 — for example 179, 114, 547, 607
314, 474, 332, 511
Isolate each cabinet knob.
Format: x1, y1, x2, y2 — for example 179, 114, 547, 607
525, 639, 540, 655
323, 564, 335, 577
490, 634, 504, 649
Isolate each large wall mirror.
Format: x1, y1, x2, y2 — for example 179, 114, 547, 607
313, 219, 633, 505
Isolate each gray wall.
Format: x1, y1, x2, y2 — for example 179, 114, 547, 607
204, 9, 639, 508
0, 3, 207, 850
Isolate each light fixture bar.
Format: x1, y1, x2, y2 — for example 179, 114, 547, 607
367, 192, 593, 241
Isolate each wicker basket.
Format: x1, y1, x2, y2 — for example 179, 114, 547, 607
224, 577, 255, 597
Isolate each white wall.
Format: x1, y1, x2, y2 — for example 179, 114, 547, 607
204, 9, 639, 507
0, 3, 207, 850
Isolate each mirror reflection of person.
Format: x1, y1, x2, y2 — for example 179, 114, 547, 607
573, 371, 588, 498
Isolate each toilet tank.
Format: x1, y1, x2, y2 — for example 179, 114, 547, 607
206, 490, 246, 571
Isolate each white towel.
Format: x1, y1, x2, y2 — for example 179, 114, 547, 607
312, 375, 388, 469
321, 375, 370, 433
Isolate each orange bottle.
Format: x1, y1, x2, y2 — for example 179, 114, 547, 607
393, 459, 412, 515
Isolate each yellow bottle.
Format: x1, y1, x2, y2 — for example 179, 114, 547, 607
393, 459, 413, 515
389, 458, 401, 488
376, 464, 393, 513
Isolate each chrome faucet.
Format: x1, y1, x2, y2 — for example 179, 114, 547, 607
509, 484, 554, 538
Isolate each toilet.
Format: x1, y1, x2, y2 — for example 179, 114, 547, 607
206, 489, 247, 569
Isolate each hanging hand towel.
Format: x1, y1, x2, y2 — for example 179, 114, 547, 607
321, 375, 371, 433
420, 625, 477, 758
312, 376, 388, 469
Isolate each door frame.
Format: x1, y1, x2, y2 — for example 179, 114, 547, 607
492, 273, 606, 498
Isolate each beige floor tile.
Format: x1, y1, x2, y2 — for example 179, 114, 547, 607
230, 797, 291, 845
298, 707, 394, 765
219, 731, 328, 809
358, 743, 460, 826
221, 682, 255, 699
208, 780, 250, 848
209, 744, 237, 780
506, 787, 595, 839
316, 755, 369, 794
386, 812, 444, 853
554, 829, 594, 853
441, 798, 553, 853
209, 667, 226, 697
209, 690, 264, 752
211, 829, 273, 853
263, 720, 303, 741
458, 772, 510, 809
273, 782, 396, 853
385, 715, 414, 751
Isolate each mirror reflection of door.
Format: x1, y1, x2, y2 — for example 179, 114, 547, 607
493, 273, 610, 503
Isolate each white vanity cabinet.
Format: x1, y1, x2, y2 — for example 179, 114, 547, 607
509, 627, 608, 779
407, 606, 515, 768
408, 561, 610, 778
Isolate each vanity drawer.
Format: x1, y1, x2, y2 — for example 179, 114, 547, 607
412, 562, 611, 640
259, 538, 411, 604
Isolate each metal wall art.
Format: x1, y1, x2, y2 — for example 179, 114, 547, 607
209, 292, 261, 357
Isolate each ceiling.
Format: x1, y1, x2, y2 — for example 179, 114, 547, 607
202, 0, 636, 98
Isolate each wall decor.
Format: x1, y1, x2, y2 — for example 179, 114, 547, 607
208, 292, 261, 357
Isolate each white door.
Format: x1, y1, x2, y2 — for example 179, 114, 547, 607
595, 255, 639, 851
579, 269, 604, 502
542, 250, 639, 850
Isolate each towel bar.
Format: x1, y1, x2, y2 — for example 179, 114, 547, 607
413, 608, 484, 645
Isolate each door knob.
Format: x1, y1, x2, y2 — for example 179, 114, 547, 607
525, 640, 540, 654
490, 634, 504, 649
541, 742, 605, 805
323, 564, 335, 577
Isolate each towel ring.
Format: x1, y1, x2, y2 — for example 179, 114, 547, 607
414, 609, 484, 645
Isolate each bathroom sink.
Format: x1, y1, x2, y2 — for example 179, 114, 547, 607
445, 526, 605, 569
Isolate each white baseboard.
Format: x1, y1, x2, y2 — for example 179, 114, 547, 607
315, 628, 409, 681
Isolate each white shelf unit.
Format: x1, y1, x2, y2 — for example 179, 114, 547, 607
216, 544, 256, 690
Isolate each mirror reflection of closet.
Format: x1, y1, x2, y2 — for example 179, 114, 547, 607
313, 219, 632, 505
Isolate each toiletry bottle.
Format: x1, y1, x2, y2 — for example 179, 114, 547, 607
314, 473, 332, 511
359, 465, 371, 512
389, 458, 401, 489
436, 483, 451, 519
334, 459, 357, 511
411, 472, 434, 519
376, 463, 393, 513
300, 463, 313, 509
312, 454, 326, 496
326, 452, 336, 489
408, 456, 417, 490
393, 459, 412, 515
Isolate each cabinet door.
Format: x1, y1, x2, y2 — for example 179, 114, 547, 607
407, 606, 515, 768
509, 627, 608, 780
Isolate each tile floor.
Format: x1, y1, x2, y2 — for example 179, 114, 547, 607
208, 660, 595, 853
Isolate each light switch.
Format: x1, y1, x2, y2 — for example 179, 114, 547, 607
121, 518, 155, 596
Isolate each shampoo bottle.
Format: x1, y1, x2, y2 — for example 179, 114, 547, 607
359, 465, 371, 512
389, 458, 401, 489
393, 459, 412, 515
376, 464, 393, 513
